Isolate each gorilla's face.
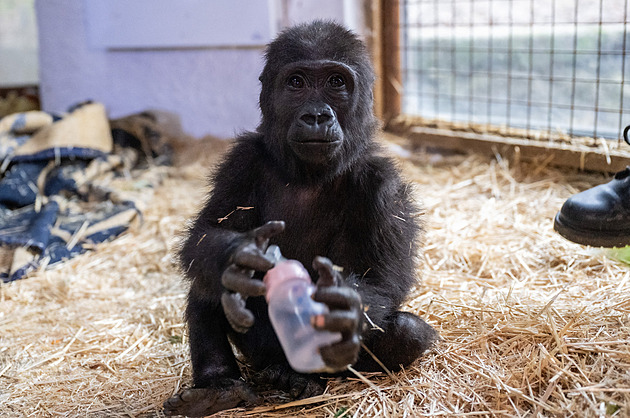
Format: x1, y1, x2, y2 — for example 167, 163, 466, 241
258, 21, 378, 181
274, 60, 356, 165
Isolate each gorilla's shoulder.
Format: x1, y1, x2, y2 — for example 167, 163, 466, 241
211, 132, 267, 182
228, 132, 266, 158
352, 153, 406, 195
364, 153, 402, 181
217, 133, 266, 168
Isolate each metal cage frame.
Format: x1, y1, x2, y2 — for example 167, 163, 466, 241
374, 0, 630, 172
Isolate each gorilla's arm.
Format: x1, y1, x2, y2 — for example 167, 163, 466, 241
178, 138, 283, 332
313, 162, 434, 371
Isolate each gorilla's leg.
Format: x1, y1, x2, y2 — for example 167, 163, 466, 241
357, 311, 438, 372
231, 297, 326, 399
163, 299, 257, 417
163, 379, 257, 417
251, 363, 326, 399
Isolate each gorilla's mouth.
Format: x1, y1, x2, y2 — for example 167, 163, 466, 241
292, 130, 341, 144
294, 138, 340, 144
289, 137, 341, 163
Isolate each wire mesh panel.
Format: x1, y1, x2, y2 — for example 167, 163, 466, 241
400, 0, 630, 144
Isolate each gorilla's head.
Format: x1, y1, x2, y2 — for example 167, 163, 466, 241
258, 20, 379, 181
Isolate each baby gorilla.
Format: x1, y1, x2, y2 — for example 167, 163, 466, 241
164, 20, 437, 417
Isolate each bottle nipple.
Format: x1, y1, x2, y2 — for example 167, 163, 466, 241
263, 246, 310, 302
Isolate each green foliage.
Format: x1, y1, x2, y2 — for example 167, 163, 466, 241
168, 335, 183, 344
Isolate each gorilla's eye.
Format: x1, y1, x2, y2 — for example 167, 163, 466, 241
287, 75, 305, 89
327, 74, 346, 89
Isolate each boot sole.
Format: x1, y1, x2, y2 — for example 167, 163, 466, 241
553, 212, 630, 248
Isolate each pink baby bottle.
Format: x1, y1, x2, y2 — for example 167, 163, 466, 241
263, 245, 342, 373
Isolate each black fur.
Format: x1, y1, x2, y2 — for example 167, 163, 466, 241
164, 21, 437, 417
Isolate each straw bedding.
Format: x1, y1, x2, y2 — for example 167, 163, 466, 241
1, 133, 628, 417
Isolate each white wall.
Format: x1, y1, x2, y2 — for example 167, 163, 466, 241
0, 0, 38, 86
35, 0, 367, 138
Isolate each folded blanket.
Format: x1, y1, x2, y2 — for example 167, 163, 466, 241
0, 102, 174, 282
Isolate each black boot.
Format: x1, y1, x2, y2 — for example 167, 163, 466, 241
553, 127, 630, 248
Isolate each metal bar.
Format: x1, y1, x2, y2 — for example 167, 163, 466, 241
569, 0, 579, 137
434, 0, 440, 116
487, 0, 494, 125
405, 46, 629, 56
546, 0, 557, 140
450, 0, 457, 121
527, 0, 535, 138
618, 0, 629, 145
400, 94, 630, 117
405, 21, 629, 27
593, 0, 604, 139
468, 0, 474, 126
404, 69, 625, 86
506, 0, 514, 134
399, 91, 630, 114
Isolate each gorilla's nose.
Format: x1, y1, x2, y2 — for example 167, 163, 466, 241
299, 105, 334, 127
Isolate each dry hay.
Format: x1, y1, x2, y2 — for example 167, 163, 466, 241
1, 133, 628, 417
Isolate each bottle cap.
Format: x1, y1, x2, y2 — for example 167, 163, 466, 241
263, 259, 311, 302
264, 245, 285, 265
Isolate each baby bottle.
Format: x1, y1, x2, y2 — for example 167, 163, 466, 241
263, 245, 342, 373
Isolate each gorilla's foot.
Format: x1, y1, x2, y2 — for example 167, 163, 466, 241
252, 363, 325, 399
356, 311, 438, 372
163, 379, 257, 417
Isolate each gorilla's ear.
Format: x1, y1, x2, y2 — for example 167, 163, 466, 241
259, 75, 263, 82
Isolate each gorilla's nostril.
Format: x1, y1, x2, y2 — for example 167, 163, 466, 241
300, 114, 317, 126
300, 111, 333, 127
317, 113, 332, 124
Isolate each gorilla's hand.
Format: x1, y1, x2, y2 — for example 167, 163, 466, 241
311, 256, 362, 372
221, 220, 285, 333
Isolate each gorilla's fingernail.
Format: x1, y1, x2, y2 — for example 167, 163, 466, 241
311, 314, 325, 328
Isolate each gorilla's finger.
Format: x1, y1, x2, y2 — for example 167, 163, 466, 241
312, 311, 358, 333
312, 256, 339, 287
215, 378, 259, 409
233, 245, 274, 271
251, 364, 287, 387
163, 380, 258, 417
319, 335, 360, 371
221, 292, 254, 333
252, 220, 285, 249
288, 373, 325, 399
296, 378, 325, 399
312, 286, 361, 310
221, 265, 266, 296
